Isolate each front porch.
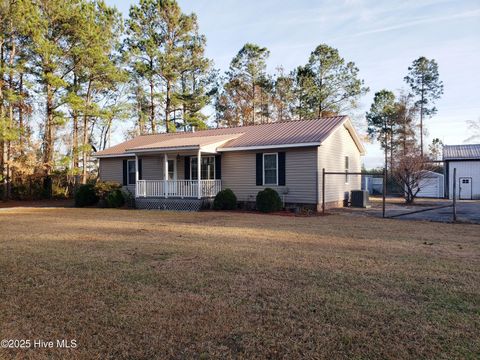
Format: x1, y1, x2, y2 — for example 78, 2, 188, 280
135, 179, 222, 199
122, 134, 238, 210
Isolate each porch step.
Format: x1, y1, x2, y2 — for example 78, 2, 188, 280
135, 198, 212, 211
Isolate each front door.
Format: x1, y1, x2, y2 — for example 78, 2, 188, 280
459, 177, 472, 200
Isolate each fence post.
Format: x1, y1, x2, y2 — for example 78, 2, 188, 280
452, 168, 457, 222
382, 167, 386, 218
322, 168, 325, 215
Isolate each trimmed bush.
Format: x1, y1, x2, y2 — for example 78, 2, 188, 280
95, 181, 122, 199
213, 188, 237, 210
106, 189, 125, 208
256, 188, 282, 213
74, 184, 98, 207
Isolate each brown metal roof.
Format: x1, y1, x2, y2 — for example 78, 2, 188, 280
443, 144, 480, 160
94, 116, 356, 156
220, 117, 345, 149
127, 134, 244, 152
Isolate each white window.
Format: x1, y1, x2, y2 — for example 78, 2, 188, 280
127, 159, 136, 185
191, 156, 215, 180
263, 153, 278, 186
345, 156, 349, 184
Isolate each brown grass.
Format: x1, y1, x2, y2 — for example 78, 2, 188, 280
0, 208, 479, 359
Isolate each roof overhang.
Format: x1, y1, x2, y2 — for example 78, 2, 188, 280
342, 118, 366, 156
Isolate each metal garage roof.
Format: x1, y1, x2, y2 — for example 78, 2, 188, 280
443, 144, 480, 160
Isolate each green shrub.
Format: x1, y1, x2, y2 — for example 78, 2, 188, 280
74, 184, 98, 207
95, 181, 122, 200
106, 189, 125, 208
256, 188, 282, 213
213, 188, 237, 210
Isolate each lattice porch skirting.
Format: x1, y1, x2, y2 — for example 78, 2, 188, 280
135, 197, 213, 211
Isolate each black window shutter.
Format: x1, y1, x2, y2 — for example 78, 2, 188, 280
184, 156, 190, 180
138, 158, 142, 180
122, 159, 128, 186
215, 155, 221, 179
278, 152, 286, 186
256, 153, 263, 186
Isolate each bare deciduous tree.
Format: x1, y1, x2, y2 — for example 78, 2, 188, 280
393, 153, 433, 204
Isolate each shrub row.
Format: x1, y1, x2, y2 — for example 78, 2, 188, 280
75, 183, 283, 212
213, 187, 282, 213
74, 182, 125, 208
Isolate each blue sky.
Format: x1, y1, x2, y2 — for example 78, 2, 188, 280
107, 0, 480, 167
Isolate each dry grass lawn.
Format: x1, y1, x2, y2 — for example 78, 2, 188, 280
0, 207, 479, 359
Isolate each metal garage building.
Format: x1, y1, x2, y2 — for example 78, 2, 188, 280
415, 171, 444, 198
444, 144, 480, 200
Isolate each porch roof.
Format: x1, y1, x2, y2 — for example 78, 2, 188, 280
124, 134, 243, 154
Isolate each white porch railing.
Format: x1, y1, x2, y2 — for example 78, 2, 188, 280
135, 180, 222, 198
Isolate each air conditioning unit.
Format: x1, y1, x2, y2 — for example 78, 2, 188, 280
350, 190, 369, 208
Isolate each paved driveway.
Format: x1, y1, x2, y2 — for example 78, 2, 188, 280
335, 198, 480, 224
397, 201, 480, 224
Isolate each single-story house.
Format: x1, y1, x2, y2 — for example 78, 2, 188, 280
93, 116, 366, 211
443, 144, 480, 200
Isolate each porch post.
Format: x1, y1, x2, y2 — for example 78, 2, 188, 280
135, 155, 139, 198
197, 148, 202, 199
164, 153, 168, 198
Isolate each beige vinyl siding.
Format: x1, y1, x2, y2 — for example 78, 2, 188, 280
99, 157, 128, 184
317, 124, 362, 204
99, 156, 185, 182
142, 155, 184, 180
141, 156, 163, 180
221, 147, 318, 204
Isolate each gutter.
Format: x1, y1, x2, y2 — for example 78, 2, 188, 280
218, 142, 321, 152
124, 145, 200, 153
92, 153, 135, 159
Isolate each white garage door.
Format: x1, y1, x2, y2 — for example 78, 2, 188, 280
417, 177, 440, 198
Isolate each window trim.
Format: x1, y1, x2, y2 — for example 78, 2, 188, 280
127, 159, 136, 185
190, 156, 216, 180
263, 152, 278, 186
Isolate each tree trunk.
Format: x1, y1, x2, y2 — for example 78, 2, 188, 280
402, 112, 407, 155
252, 81, 255, 125
390, 127, 394, 175
419, 77, 425, 157
165, 80, 171, 133
43, 80, 55, 198
81, 81, 92, 184
102, 116, 112, 150
384, 144, 388, 194
149, 77, 156, 133
18, 73, 24, 155
181, 74, 187, 131
72, 73, 79, 188
0, 40, 6, 200
6, 55, 15, 198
